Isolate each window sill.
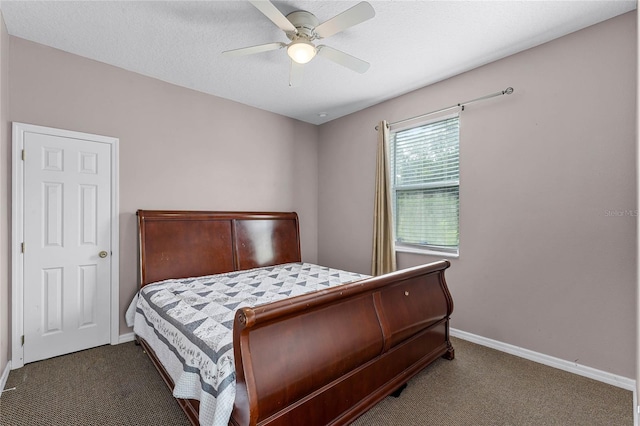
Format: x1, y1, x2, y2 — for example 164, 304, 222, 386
395, 245, 459, 259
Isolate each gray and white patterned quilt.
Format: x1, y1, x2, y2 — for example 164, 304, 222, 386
125, 262, 369, 426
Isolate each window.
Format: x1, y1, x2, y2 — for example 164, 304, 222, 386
389, 115, 460, 255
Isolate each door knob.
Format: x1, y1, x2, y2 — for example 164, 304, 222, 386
99, 251, 108, 258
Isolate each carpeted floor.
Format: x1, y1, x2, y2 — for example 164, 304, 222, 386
0, 337, 633, 425
352, 338, 633, 426
0, 341, 190, 426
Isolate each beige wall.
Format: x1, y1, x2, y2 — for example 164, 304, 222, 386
0, 12, 9, 376
8, 37, 319, 337
318, 12, 637, 378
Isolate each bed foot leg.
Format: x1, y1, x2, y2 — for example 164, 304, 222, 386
442, 342, 455, 360
134, 337, 141, 346
390, 383, 407, 398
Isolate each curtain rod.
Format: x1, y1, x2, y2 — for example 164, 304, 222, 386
375, 87, 514, 131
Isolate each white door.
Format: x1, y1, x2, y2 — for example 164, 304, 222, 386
22, 131, 112, 363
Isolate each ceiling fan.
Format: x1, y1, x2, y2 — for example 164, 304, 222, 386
222, 1, 375, 87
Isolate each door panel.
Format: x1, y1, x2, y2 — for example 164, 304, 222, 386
23, 131, 111, 363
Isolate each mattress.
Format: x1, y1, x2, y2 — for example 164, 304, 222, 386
125, 262, 369, 426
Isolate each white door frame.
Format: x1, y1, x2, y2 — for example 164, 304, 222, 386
11, 122, 119, 369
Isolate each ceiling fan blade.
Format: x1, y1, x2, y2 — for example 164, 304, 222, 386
222, 42, 285, 57
317, 45, 370, 74
249, 0, 297, 34
314, 2, 375, 39
289, 60, 304, 87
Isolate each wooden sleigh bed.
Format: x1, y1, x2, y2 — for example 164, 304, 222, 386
133, 210, 454, 426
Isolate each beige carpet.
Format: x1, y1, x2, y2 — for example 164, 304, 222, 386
1, 341, 190, 426
0, 337, 633, 425
353, 338, 632, 425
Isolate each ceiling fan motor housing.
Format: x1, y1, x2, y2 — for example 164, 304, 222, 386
286, 11, 320, 41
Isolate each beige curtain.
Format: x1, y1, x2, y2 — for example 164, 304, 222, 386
371, 120, 397, 276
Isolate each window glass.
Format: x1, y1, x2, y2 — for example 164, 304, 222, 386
389, 115, 460, 254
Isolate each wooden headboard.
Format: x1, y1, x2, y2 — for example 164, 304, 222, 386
137, 210, 301, 286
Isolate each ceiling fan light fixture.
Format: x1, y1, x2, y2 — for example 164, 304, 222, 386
287, 40, 316, 64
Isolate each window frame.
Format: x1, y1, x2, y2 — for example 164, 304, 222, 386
388, 112, 460, 258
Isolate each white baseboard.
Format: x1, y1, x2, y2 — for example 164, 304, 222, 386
0, 360, 11, 396
118, 332, 136, 344
450, 328, 636, 391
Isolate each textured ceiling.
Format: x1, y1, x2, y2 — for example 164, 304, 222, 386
0, 1, 636, 125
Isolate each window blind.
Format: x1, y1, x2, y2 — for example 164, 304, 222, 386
390, 116, 460, 251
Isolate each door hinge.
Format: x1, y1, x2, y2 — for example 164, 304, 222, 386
21, 149, 25, 161
21, 242, 24, 253
21, 335, 24, 346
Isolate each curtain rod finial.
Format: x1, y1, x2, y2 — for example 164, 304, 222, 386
504, 87, 514, 95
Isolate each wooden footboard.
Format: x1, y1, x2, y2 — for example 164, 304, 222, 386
231, 260, 453, 426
